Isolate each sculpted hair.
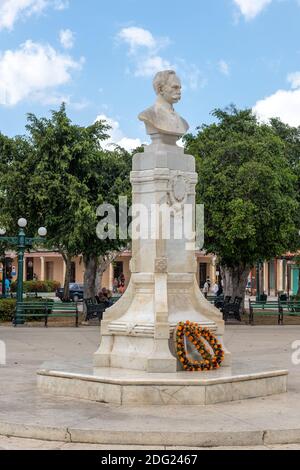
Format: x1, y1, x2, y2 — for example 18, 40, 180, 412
153, 70, 176, 95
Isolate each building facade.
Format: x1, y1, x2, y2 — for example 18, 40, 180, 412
2, 250, 298, 296
0, 250, 218, 292
249, 256, 298, 297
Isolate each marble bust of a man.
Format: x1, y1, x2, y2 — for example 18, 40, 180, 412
139, 70, 189, 138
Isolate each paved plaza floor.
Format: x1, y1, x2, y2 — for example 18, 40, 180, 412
0, 325, 300, 449
0, 435, 300, 450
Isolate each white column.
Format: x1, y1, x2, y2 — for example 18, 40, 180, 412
277, 260, 283, 292
109, 263, 114, 291
263, 262, 268, 293
210, 260, 216, 284
40, 256, 45, 281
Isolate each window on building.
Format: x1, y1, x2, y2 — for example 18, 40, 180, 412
269, 261, 275, 291
5, 258, 13, 280
114, 262, 124, 281
26, 258, 34, 281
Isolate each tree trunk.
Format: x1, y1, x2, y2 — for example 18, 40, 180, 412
95, 251, 120, 293
221, 264, 251, 313
61, 253, 72, 301
83, 253, 98, 301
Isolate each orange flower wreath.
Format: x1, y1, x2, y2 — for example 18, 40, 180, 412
176, 321, 225, 371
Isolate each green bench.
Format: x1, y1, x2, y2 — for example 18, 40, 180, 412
14, 301, 78, 327
279, 301, 300, 325
207, 295, 218, 304
249, 300, 281, 325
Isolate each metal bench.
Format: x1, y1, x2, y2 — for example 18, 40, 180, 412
249, 300, 280, 325
14, 300, 53, 326
279, 300, 300, 325
84, 298, 107, 323
14, 300, 78, 327
47, 302, 79, 327
223, 297, 243, 322
215, 295, 230, 311
111, 295, 122, 305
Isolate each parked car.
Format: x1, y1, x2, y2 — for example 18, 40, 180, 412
56, 283, 84, 302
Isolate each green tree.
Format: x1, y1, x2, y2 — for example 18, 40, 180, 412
185, 106, 299, 307
270, 118, 300, 295
0, 105, 132, 300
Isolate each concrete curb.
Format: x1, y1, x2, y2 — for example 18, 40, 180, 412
1, 422, 300, 447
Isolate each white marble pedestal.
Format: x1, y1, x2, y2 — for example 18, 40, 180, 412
94, 136, 230, 373
37, 364, 288, 406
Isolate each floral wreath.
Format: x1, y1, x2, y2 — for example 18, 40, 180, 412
176, 321, 225, 371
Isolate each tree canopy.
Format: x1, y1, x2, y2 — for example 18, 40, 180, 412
184, 106, 299, 269
0, 104, 133, 296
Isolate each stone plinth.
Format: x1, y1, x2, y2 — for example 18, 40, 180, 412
37, 366, 288, 406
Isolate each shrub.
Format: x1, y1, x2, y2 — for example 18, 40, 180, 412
11, 280, 61, 293
0, 299, 16, 322
0, 298, 55, 323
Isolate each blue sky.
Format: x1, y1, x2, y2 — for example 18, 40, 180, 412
0, 0, 300, 149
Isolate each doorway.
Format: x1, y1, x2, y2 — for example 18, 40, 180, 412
199, 263, 207, 289
26, 258, 34, 281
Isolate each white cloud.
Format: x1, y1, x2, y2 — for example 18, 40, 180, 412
218, 60, 230, 76
178, 60, 206, 90
118, 27, 157, 53
287, 72, 300, 89
53, 0, 68, 10
95, 114, 145, 152
233, 0, 272, 20
59, 29, 75, 49
118, 26, 172, 78
70, 99, 90, 110
253, 76, 300, 126
0, 40, 83, 106
117, 26, 204, 90
134, 55, 173, 78
0, 0, 69, 31
30, 90, 70, 105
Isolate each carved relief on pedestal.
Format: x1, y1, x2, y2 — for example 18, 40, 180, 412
167, 172, 190, 214
155, 257, 168, 273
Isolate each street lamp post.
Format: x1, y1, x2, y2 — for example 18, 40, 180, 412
256, 261, 261, 302
1, 256, 7, 299
0, 219, 47, 325
0, 228, 7, 299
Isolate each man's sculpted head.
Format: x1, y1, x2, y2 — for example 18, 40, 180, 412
138, 70, 189, 138
153, 70, 182, 105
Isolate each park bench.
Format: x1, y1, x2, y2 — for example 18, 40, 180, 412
14, 300, 53, 326
278, 300, 300, 325
215, 295, 231, 311
46, 302, 79, 327
84, 298, 107, 323
222, 297, 243, 322
249, 299, 280, 325
111, 295, 122, 304
26, 292, 39, 299
207, 295, 218, 304
14, 300, 78, 327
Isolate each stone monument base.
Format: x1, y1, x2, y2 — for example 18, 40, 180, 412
37, 365, 288, 406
